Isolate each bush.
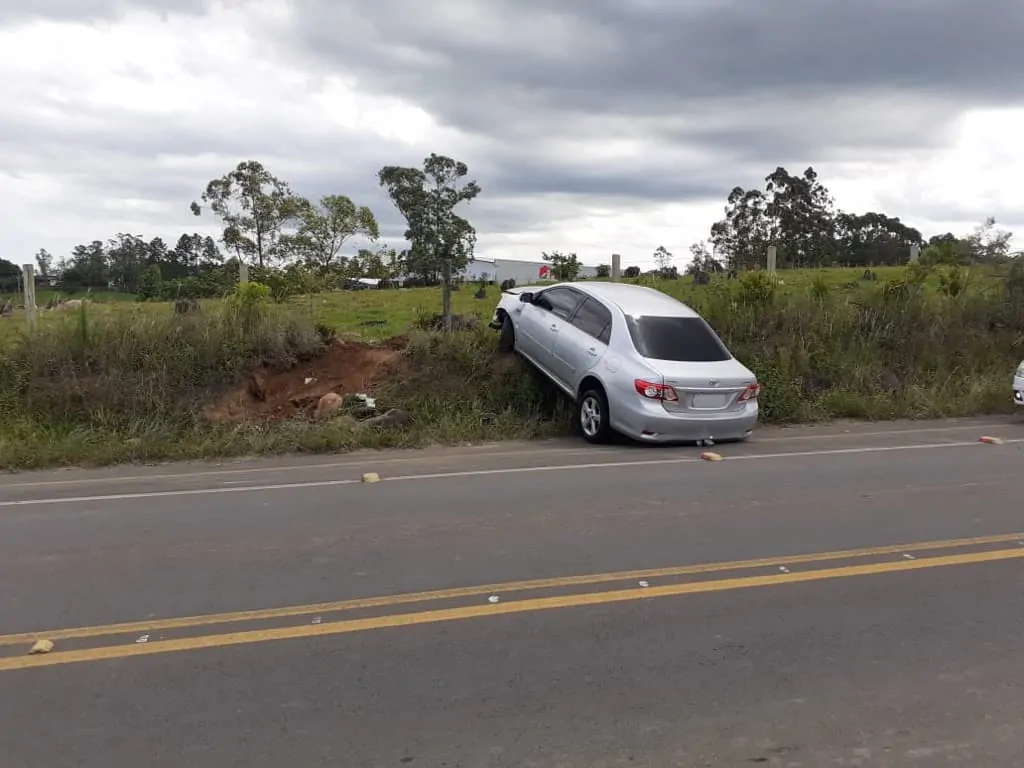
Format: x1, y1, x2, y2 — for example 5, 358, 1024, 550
382, 326, 569, 438
688, 272, 1021, 423
0, 294, 324, 465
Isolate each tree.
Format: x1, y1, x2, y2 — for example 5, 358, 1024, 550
763, 166, 836, 267
402, 243, 441, 284
596, 264, 610, 278
0, 258, 20, 294
356, 245, 405, 281
542, 250, 581, 281
291, 195, 380, 273
378, 153, 481, 330
353, 247, 392, 280
382, 246, 405, 280
137, 264, 163, 300
921, 238, 968, 266
60, 241, 109, 290
710, 167, 836, 270
623, 265, 641, 278
965, 217, 1013, 263
920, 219, 1014, 266
710, 186, 771, 271
169, 233, 222, 277
191, 160, 305, 268
686, 240, 724, 275
835, 212, 923, 266
653, 245, 673, 275
34, 249, 53, 278
106, 233, 151, 293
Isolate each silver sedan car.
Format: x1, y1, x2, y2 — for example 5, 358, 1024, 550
1015, 361, 1024, 407
490, 281, 760, 444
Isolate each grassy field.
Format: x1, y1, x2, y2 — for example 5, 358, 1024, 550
0, 264, 1020, 470
0, 266, 983, 344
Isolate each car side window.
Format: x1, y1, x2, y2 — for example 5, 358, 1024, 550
535, 288, 582, 320
570, 298, 612, 344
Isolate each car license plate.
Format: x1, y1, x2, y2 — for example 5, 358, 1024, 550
692, 393, 728, 408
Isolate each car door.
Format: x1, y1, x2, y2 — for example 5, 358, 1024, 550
549, 297, 613, 389
517, 287, 584, 371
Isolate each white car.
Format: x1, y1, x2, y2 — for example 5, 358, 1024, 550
489, 281, 759, 444
1015, 361, 1024, 406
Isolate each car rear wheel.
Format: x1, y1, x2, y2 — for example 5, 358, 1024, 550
578, 385, 612, 444
498, 314, 515, 353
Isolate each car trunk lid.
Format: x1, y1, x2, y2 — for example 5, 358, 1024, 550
645, 359, 756, 413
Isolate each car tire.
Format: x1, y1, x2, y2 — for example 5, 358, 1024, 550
577, 385, 612, 444
498, 314, 515, 353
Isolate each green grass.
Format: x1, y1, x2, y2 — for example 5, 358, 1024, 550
0, 266, 1001, 344
1, 264, 1021, 470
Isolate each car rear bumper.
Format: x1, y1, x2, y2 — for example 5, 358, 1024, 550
611, 398, 759, 443
1014, 374, 1024, 405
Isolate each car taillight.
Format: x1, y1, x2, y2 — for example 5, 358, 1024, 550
634, 379, 678, 401
738, 383, 761, 401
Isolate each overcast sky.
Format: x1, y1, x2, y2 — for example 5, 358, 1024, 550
2, 0, 1023, 268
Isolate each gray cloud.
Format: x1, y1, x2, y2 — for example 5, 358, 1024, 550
4, 0, 1022, 263
0, 0, 210, 22
289, 0, 1024, 109
278, 0, 1024, 214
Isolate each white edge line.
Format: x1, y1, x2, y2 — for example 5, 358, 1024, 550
383, 438, 1024, 481
0, 422, 1015, 490
2, 438, 1021, 508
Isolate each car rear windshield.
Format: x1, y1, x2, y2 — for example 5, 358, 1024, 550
625, 316, 731, 362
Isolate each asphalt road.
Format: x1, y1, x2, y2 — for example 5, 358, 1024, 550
2, 417, 1024, 767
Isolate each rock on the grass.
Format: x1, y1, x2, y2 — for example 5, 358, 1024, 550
248, 372, 267, 401
363, 408, 414, 429
314, 392, 344, 419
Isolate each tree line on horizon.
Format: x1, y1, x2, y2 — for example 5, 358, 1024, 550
2, 158, 1015, 304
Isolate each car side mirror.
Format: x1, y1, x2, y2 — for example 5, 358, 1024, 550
519, 292, 534, 303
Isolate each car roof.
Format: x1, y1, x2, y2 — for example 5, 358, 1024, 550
563, 281, 700, 318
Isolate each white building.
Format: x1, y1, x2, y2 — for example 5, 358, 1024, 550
461, 257, 599, 285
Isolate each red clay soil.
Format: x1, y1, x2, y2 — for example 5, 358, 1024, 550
204, 338, 403, 423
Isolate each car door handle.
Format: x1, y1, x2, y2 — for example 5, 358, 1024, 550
587, 348, 598, 356
549, 324, 558, 331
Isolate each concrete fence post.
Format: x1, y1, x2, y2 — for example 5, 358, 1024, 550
766, 246, 777, 275
611, 254, 621, 282
22, 264, 36, 331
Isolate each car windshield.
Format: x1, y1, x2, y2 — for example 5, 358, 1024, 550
625, 316, 731, 362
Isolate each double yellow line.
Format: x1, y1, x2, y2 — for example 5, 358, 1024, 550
2, 532, 1022, 672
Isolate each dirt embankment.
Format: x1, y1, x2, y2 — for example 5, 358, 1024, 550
204, 338, 404, 423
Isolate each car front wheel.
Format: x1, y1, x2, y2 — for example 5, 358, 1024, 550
498, 314, 515, 353
578, 385, 612, 444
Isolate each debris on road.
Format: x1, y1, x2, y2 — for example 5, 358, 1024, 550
28, 639, 54, 655
362, 472, 380, 484
979, 435, 1004, 445
700, 451, 723, 462
488, 595, 500, 604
